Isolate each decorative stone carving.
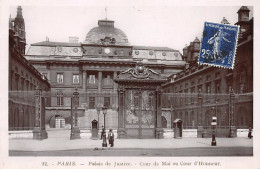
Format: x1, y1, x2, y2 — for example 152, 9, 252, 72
122, 62, 159, 79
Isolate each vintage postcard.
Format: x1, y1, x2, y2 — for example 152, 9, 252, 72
0, 0, 259, 169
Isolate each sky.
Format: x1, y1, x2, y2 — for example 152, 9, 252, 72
8, 5, 254, 54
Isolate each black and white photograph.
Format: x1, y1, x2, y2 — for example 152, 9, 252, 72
0, 0, 259, 169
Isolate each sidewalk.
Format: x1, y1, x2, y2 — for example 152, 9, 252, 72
9, 129, 253, 151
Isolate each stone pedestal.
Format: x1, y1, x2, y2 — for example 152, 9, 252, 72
117, 128, 126, 139
33, 127, 48, 140
155, 128, 164, 139
197, 126, 204, 138
70, 126, 81, 140
229, 126, 237, 138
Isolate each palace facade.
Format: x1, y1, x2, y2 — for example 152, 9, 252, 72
25, 18, 186, 136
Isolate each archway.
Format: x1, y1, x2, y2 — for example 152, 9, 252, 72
14, 108, 19, 130
50, 115, 66, 128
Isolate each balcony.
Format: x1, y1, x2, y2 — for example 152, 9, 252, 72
87, 79, 98, 89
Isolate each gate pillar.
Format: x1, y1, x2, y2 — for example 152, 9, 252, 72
70, 88, 81, 140
155, 86, 163, 139
33, 86, 48, 140
117, 86, 126, 138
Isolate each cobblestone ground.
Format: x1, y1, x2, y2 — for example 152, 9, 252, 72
9, 129, 253, 152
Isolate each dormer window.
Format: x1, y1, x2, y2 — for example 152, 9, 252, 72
111, 38, 116, 44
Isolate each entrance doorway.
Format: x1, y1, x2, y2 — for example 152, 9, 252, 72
173, 118, 183, 138
50, 115, 66, 128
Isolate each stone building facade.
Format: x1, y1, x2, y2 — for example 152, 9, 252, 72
25, 19, 186, 135
9, 6, 50, 132
162, 6, 253, 137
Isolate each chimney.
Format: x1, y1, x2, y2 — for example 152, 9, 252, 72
69, 37, 79, 43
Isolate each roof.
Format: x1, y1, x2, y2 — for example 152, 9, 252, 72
31, 41, 81, 47
238, 6, 250, 12
133, 46, 178, 51
193, 37, 200, 43
84, 20, 128, 45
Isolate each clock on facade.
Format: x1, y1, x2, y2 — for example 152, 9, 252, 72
104, 48, 110, 54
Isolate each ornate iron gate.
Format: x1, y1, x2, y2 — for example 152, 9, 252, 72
125, 89, 156, 138
115, 62, 166, 139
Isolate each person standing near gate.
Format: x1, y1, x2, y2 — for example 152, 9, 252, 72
101, 126, 105, 140
108, 129, 114, 147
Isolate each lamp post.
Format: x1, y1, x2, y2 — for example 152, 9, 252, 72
211, 106, 217, 146
102, 105, 108, 147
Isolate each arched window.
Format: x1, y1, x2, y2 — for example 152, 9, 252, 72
148, 93, 154, 109
185, 111, 189, 128
134, 93, 140, 108
190, 111, 195, 128
239, 65, 247, 93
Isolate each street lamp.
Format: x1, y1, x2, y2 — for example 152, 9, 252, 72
211, 107, 217, 146
102, 105, 108, 147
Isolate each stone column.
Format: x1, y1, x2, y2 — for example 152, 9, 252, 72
98, 71, 102, 92
112, 71, 118, 109
155, 86, 163, 139
82, 71, 87, 92
82, 71, 87, 106
19, 109, 24, 130
98, 71, 102, 106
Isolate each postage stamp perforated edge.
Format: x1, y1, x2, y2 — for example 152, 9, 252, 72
198, 22, 240, 69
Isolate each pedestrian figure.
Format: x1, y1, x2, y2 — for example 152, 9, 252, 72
101, 126, 105, 140
248, 127, 253, 139
107, 129, 114, 147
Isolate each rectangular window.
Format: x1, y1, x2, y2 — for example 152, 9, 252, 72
89, 97, 95, 109
73, 74, 80, 84
179, 91, 183, 106
104, 97, 110, 108
184, 89, 188, 104
57, 90, 64, 106
42, 73, 48, 80
89, 75, 96, 84
191, 87, 195, 104
240, 83, 247, 93
57, 73, 63, 83
206, 84, 211, 101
